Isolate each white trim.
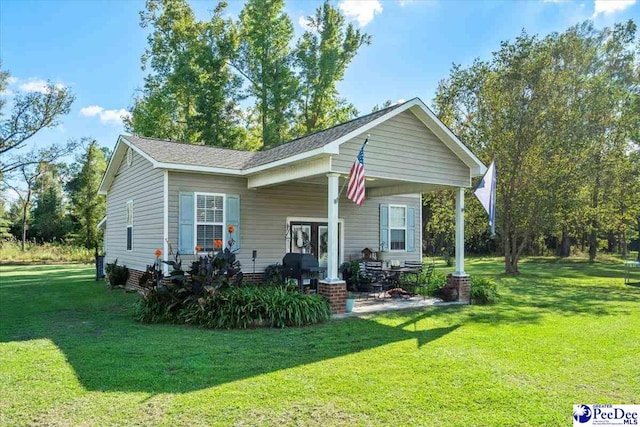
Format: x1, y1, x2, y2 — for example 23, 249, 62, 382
388, 204, 407, 252
194, 192, 226, 255
454, 187, 466, 276
285, 217, 345, 267
242, 146, 338, 175
126, 200, 133, 252
97, 216, 107, 229
419, 194, 423, 261
163, 171, 169, 275
158, 162, 244, 175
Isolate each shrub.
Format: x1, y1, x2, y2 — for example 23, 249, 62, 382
263, 263, 284, 285
470, 276, 500, 304
339, 260, 361, 291
105, 259, 129, 288
424, 270, 447, 297
136, 285, 331, 329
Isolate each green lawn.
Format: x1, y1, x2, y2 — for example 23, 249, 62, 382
1, 259, 639, 426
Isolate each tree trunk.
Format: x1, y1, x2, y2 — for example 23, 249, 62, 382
607, 231, 615, 253
637, 215, 640, 261
20, 188, 32, 252
559, 228, 571, 257
588, 167, 600, 263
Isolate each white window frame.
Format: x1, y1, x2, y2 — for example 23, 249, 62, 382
126, 200, 133, 252
194, 192, 225, 254
389, 204, 407, 252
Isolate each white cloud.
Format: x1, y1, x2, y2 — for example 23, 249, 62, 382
394, 98, 406, 105
593, 0, 636, 16
0, 89, 14, 97
18, 78, 65, 93
7, 77, 18, 85
80, 105, 131, 125
339, 0, 383, 27
298, 15, 313, 31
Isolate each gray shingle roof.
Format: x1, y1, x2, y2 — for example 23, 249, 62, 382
123, 100, 408, 171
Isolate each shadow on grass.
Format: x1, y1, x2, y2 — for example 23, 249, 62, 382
0, 265, 459, 394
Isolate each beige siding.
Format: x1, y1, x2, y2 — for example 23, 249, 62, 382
332, 110, 471, 187
168, 172, 421, 272
105, 149, 164, 271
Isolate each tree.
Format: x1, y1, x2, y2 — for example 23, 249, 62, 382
236, 0, 298, 149
67, 141, 108, 249
0, 67, 74, 177
2, 143, 79, 250
30, 162, 70, 242
293, 1, 369, 135
433, 20, 638, 273
126, 0, 246, 148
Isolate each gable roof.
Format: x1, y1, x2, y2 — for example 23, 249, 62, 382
99, 98, 485, 194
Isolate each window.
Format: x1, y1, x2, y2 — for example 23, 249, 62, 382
126, 201, 133, 251
195, 194, 224, 252
389, 205, 406, 251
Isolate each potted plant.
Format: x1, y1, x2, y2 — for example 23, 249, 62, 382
346, 291, 357, 313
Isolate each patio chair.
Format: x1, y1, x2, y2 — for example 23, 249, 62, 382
363, 261, 388, 299
407, 262, 434, 300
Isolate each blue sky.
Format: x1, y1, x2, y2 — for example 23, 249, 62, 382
1, 0, 638, 156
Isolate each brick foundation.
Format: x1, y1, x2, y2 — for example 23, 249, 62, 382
318, 280, 347, 314
446, 274, 471, 303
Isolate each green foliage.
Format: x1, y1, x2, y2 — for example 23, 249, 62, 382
293, 1, 369, 135
105, 259, 129, 288
263, 263, 284, 285
66, 141, 107, 249
30, 162, 71, 242
190, 248, 243, 292
434, 20, 639, 273
339, 260, 361, 291
424, 270, 447, 297
0, 239, 92, 262
469, 276, 500, 305
237, 0, 298, 148
127, 0, 246, 148
179, 286, 331, 329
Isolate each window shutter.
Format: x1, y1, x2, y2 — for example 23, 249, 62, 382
179, 192, 194, 254
379, 204, 389, 252
225, 194, 240, 251
407, 207, 416, 252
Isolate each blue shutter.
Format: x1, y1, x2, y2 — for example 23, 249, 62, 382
179, 192, 194, 255
379, 204, 389, 252
406, 207, 416, 252
225, 194, 240, 251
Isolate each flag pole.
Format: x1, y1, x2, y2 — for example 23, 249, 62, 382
336, 135, 369, 202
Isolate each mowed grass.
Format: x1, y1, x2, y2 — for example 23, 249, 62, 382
1, 259, 639, 426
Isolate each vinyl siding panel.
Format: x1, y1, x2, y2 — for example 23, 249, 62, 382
168, 172, 421, 272
332, 110, 471, 187
105, 149, 164, 271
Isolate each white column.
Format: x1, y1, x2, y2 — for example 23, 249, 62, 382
454, 186, 466, 276
326, 173, 340, 281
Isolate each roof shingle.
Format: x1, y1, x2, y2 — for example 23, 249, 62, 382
123, 100, 409, 171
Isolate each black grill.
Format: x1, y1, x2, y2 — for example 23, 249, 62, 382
282, 253, 322, 290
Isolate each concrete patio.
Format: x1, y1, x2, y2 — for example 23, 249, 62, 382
333, 293, 466, 318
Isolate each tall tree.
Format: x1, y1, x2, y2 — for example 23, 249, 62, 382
293, 1, 370, 135
236, 0, 298, 148
67, 141, 108, 249
0, 67, 75, 177
434, 20, 638, 273
127, 0, 246, 148
30, 162, 70, 242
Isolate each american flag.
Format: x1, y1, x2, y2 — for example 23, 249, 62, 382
346, 140, 367, 206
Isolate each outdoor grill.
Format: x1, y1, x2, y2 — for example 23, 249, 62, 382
282, 253, 323, 290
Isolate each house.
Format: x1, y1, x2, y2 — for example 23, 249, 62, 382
98, 98, 486, 313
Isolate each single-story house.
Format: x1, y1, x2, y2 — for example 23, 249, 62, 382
98, 98, 486, 313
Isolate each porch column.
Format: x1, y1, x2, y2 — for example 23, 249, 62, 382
326, 172, 340, 281
446, 186, 470, 303
454, 186, 466, 276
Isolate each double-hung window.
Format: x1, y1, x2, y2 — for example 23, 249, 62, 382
389, 205, 407, 251
126, 200, 133, 251
195, 193, 224, 252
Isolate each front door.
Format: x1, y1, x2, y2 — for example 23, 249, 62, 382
289, 221, 341, 269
